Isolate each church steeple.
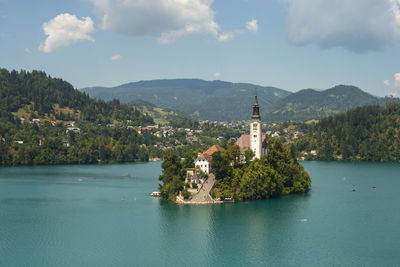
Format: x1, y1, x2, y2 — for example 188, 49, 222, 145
251, 95, 261, 120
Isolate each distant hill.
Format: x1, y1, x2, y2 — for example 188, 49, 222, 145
264, 85, 385, 122
0, 69, 154, 166
81, 79, 291, 121
82, 80, 399, 122
128, 99, 192, 125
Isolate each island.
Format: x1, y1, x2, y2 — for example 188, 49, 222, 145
158, 96, 311, 203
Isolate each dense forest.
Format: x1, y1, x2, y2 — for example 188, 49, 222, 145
0, 69, 156, 165
296, 102, 400, 161
158, 140, 311, 201
211, 140, 310, 200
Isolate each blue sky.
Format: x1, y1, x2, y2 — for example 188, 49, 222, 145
1, 0, 400, 97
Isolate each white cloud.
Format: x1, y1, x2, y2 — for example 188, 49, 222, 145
218, 32, 235, 42
383, 72, 400, 90
214, 72, 221, 78
110, 54, 121, 60
39, 13, 95, 53
285, 0, 400, 52
91, 0, 221, 43
394, 72, 400, 87
246, 19, 258, 33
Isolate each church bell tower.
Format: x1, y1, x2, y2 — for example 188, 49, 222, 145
250, 95, 262, 159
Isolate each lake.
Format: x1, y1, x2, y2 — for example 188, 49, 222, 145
1, 161, 400, 266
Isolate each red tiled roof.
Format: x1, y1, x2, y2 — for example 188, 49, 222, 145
198, 153, 212, 162
235, 134, 266, 149
204, 144, 225, 155
197, 145, 224, 163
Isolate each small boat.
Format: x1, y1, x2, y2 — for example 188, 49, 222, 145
78, 178, 83, 182
151, 192, 161, 197
372, 186, 376, 189
350, 189, 356, 192
223, 197, 235, 203
123, 174, 131, 178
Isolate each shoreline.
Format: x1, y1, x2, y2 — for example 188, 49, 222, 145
176, 199, 224, 205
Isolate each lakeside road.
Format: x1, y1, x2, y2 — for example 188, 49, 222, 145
177, 174, 222, 204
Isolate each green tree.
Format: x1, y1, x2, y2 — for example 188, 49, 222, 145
158, 154, 186, 201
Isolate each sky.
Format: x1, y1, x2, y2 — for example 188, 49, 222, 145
1, 0, 400, 97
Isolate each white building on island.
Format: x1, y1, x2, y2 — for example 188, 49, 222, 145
194, 145, 225, 174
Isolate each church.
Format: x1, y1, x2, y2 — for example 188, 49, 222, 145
192, 95, 267, 175
235, 95, 268, 159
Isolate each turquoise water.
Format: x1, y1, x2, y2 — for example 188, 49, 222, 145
1, 161, 400, 266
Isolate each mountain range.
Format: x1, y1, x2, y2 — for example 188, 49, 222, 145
81, 79, 290, 121
81, 79, 397, 122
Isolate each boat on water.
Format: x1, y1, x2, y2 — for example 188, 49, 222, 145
223, 197, 235, 203
151, 192, 161, 197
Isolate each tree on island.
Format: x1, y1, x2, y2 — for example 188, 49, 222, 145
211, 140, 310, 200
158, 139, 311, 202
158, 154, 186, 201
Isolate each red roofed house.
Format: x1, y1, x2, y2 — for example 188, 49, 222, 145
194, 144, 225, 174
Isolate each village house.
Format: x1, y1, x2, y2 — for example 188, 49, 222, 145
62, 141, 70, 148
66, 127, 81, 134
194, 144, 225, 174
31, 119, 40, 124
137, 127, 152, 134
187, 135, 199, 143
271, 131, 280, 138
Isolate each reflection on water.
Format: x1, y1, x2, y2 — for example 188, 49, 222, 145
158, 201, 215, 266
1, 161, 400, 266
157, 192, 313, 266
